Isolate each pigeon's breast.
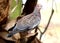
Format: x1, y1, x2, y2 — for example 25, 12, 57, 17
28, 15, 41, 29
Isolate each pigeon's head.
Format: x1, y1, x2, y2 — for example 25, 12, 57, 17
35, 4, 42, 11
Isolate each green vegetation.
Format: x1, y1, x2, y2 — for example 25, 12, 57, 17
9, 0, 22, 20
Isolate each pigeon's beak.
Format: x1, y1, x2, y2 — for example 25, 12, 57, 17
39, 5, 42, 11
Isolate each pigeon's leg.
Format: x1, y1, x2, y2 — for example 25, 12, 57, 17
35, 26, 42, 34
35, 26, 38, 32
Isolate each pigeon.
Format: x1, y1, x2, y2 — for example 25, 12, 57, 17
7, 4, 41, 37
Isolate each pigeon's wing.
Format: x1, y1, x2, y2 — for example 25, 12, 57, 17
16, 14, 34, 31
16, 13, 41, 31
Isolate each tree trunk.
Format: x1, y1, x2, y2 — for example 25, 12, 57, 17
0, 0, 9, 30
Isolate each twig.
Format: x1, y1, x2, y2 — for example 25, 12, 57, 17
40, 9, 54, 39
40, 0, 55, 39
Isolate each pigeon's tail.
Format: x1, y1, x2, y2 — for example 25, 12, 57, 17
7, 34, 13, 37
8, 23, 16, 31
7, 31, 14, 37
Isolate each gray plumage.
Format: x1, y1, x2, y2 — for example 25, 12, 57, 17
7, 4, 41, 37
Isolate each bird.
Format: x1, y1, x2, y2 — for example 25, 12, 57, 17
7, 4, 41, 37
